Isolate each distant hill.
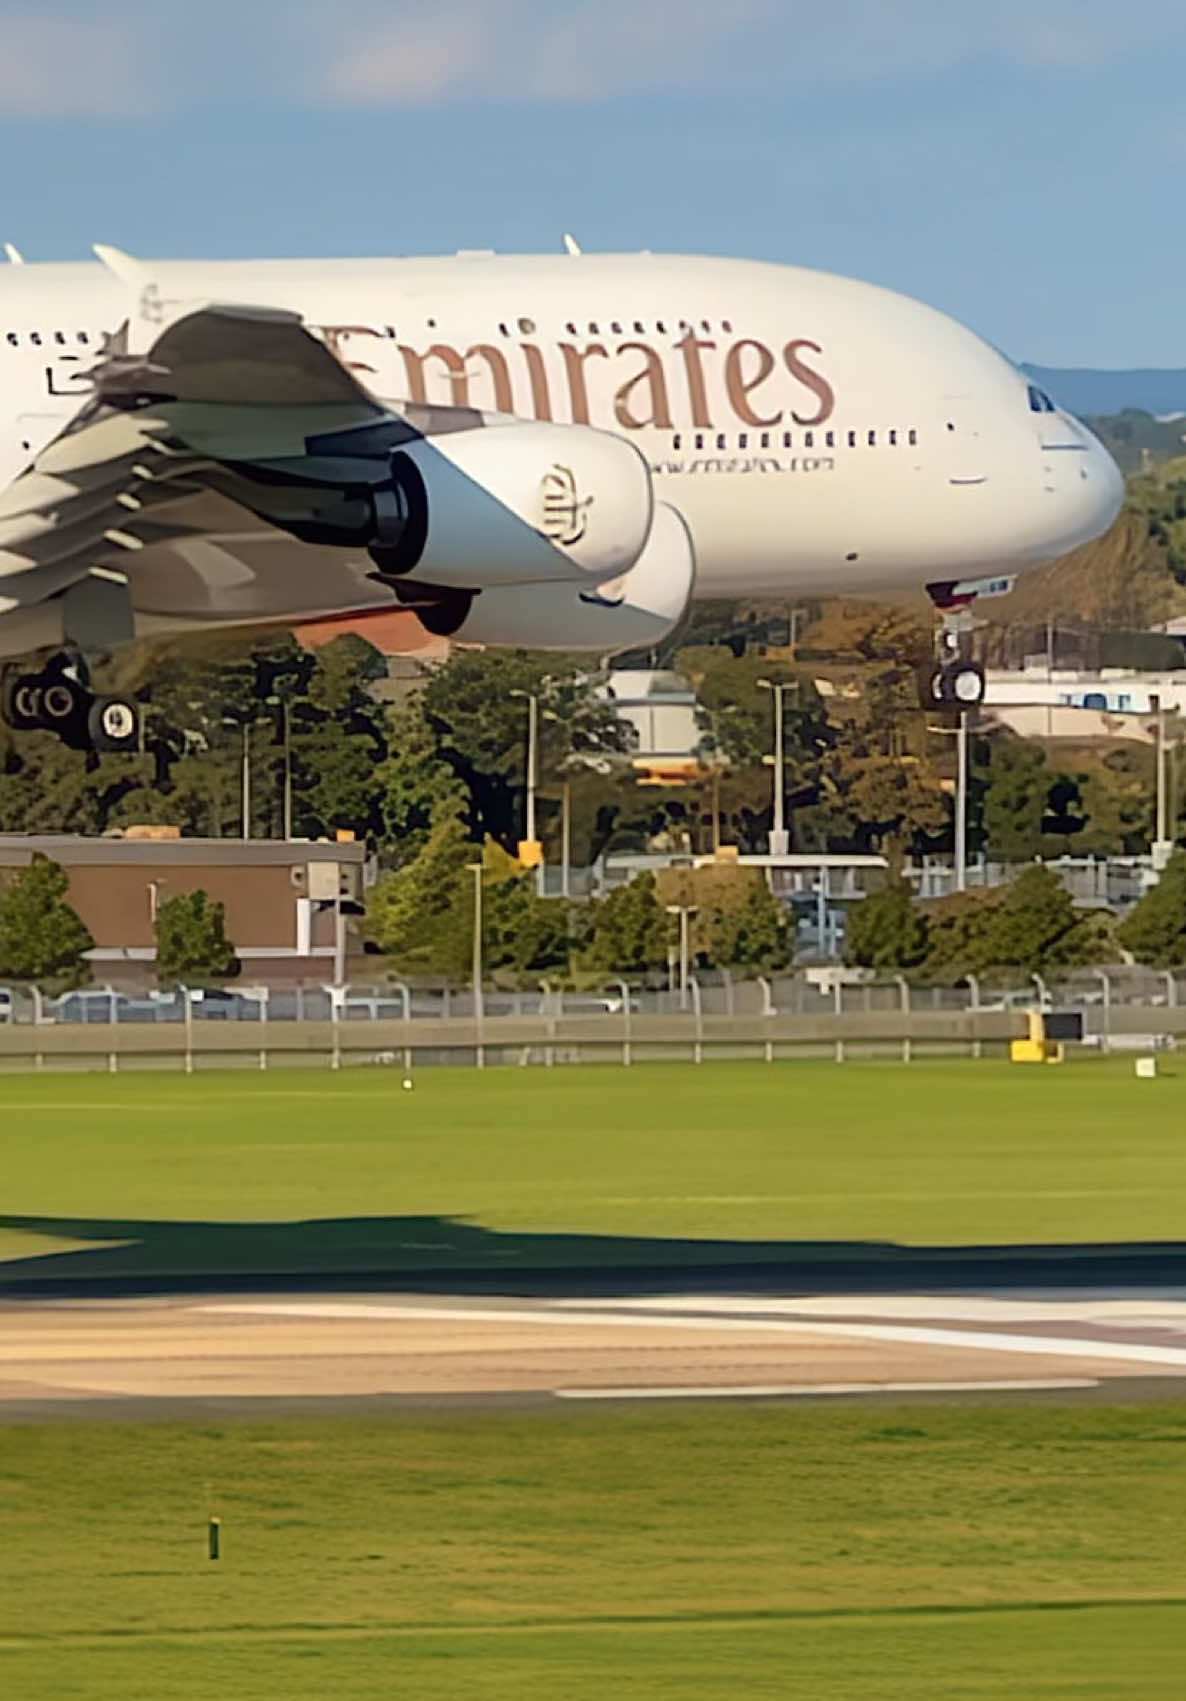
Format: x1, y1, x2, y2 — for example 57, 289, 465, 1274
1022, 364, 1186, 418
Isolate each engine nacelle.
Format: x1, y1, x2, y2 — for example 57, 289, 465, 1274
384, 421, 655, 589
421, 502, 695, 653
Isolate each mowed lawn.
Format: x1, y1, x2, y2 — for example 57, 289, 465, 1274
0, 1403, 1183, 1698
0, 1060, 1184, 1282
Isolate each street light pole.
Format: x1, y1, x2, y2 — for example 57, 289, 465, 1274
511, 687, 543, 891
526, 693, 538, 846
282, 700, 293, 842
561, 778, 572, 900
241, 722, 251, 841
665, 904, 698, 1011
928, 712, 973, 893
955, 709, 969, 893
758, 679, 789, 857
510, 690, 538, 845
470, 863, 485, 1068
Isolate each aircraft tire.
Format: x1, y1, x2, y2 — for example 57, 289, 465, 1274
88, 695, 140, 753
2, 672, 44, 732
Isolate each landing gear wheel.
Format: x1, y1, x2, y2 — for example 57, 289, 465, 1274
88, 695, 140, 753
3, 653, 140, 751
42, 679, 84, 723
948, 662, 986, 707
2, 672, 43, 732
928, 661, 986, 707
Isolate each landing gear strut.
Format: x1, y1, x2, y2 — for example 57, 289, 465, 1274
1, 652, 140, 752
925, 596, 985, 709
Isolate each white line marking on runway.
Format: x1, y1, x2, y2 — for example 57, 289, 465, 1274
555, 1379, 1100, 1402
199, 1301, 1186, 1369
566, 1294, 1186, 1326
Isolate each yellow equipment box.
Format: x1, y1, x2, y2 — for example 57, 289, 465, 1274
1011, 1009, 1071, 1064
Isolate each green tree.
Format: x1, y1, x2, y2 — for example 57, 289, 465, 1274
678, 645, 803, 768
421, 650, 629, 849
1069, 748, 1156, 857
846, 880, 930, 971
155, 890, 238, 987
656, 862, 791, 973
365, 811, 475, 978
1118, 851, 1186, 967
983, 864, 1089, 972
287, 637, 390, 841
479, 841, 571, 980
706, 874, 790, 971
581, 871, 669, 977
921, 888, 1008, 979
0, 855, 93, 990
375, 694, 467, 869
982, 736, 1049, 860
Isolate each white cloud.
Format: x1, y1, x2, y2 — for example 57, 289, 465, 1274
319, 0, 1186, 105
324, 0, 766, 105
0, 8, 144, 116
1, 0, 1185, 117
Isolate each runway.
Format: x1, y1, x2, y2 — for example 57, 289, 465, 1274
3, 1288, 1186, 1416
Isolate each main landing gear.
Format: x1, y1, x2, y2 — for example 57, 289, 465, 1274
2, 651, 140, 752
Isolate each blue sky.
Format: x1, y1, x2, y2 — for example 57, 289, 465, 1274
1, 0, 1183, 366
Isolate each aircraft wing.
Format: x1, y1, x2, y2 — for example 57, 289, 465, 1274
0, 298, 654, 654
0, 303, 416, 607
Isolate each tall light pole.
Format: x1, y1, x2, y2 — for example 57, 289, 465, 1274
265, 694, 294, 841
240, 723, 251, 839
955, 710, 969, 892
560, 777, 572, 899
470, 862, 485, 1066
510, 689, 539, 848
703, 703, 738, 854
928, 712, 972, 893
279, 699, 293, 842
758, 679, 791, 858
665, 904, 698, 1011
1151, 693, 1175, 869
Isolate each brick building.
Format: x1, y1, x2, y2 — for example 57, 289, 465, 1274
0, 833, 370, 988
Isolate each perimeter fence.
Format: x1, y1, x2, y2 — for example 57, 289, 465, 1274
0, 968, 1183, 1074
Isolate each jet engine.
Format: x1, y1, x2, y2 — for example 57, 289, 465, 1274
415, 502, 695, 653
205, 415, 656, 592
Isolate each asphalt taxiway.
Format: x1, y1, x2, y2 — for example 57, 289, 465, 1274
3, 1288, 1186, 1418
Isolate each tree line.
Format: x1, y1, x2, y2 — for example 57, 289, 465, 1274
3, 620, 1179, 871
845, 852, 1186, 979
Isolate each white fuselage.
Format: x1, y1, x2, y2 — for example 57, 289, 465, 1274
0, 251, 1123, 603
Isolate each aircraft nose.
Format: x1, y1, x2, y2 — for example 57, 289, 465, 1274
1077, 421, 1125, 534
1039, 412, 1125, 552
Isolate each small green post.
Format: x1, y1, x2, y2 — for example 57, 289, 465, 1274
208, 1516, 221, 1562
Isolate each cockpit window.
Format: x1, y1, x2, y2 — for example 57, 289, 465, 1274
1028, 384, 1058, 414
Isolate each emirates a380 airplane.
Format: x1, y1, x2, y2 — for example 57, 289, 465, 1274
0, 244, 1122, 750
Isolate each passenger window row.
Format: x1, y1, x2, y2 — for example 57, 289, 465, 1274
480, 317, 736, 339
5, 329, 92, 349
671, 428, 920, 452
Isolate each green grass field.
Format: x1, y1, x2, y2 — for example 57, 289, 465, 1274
0, 1060, 1182, 1285
1, 1403, 1184, 1698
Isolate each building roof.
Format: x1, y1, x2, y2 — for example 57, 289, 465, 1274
0, 836, 367, 867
